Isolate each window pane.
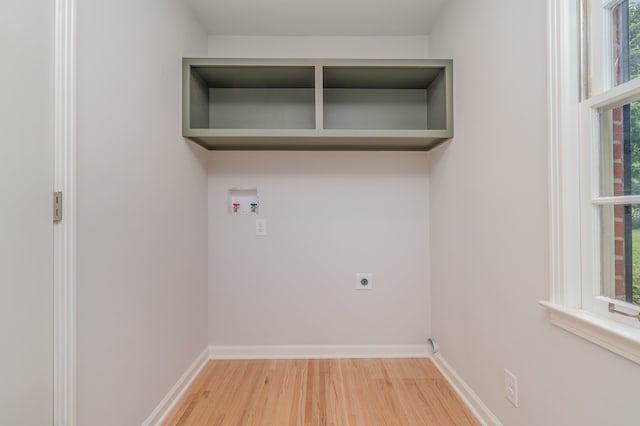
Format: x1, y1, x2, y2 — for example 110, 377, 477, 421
600, 203, 640, 306
612, 1, 640, 86
599, 101, 640, 196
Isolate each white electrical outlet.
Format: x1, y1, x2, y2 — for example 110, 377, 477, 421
504, 369, 518, 407
256, 218, 267, 236
355, 273, 373, 290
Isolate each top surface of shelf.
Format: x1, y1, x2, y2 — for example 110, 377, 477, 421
183, 58, 452, 66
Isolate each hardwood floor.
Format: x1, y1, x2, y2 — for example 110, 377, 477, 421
163, 358, 478, 426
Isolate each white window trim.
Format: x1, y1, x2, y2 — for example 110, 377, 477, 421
542, 0, 640, 364
539, 301, 640, 364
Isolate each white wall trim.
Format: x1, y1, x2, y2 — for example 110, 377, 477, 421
539, 301, 640, 365
53, 0, 77, 425
142, 348, 210, 426
209, 344, 429, 359
431, 353, 502, 426
547, 0, 582, 309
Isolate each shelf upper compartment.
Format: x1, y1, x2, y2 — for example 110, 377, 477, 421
323, 66, 443, 89
192, 65, 315, 89
182, 58, 453, 151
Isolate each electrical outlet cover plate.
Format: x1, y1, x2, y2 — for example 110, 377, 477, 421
256, 218, 267, 236
355, 273, 373, 290
504, 369, 518, 407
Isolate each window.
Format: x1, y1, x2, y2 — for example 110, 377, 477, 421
603, 1, 640, 307
598, 101, 640, 306
543, 0, 640, 365
582, 0, 640, 318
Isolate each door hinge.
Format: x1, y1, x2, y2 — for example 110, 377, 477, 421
53, 191, 62, 223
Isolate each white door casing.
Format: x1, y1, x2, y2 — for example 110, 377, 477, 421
54, 0, 77, 425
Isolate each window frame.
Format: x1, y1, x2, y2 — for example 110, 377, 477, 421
580, 78, 640, 324
543, 0, 640, 365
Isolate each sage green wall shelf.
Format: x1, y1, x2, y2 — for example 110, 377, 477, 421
182, 58, 453, 151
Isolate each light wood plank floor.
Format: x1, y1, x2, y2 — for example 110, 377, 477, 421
163, 358, 478, 426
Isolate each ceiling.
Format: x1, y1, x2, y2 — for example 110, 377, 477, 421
185, 0, 447, 36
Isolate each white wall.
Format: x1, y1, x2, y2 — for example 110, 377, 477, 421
76, 1, 208, 424
206, 37, 432, 347
208, 152, 430, 345
428, 0, 640, 424
208, 36, 429, 59
0, 1, 53, 425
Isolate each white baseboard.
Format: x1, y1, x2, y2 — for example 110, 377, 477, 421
142, 347, 209, 426
209, 344, 429, 359
431, 353, 502, 426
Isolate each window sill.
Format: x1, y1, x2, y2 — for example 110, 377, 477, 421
539, 301, 640, 365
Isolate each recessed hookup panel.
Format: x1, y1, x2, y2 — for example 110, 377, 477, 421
229, 188, 259, 215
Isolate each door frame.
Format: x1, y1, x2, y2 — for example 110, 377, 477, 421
53, 0, 77, 424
